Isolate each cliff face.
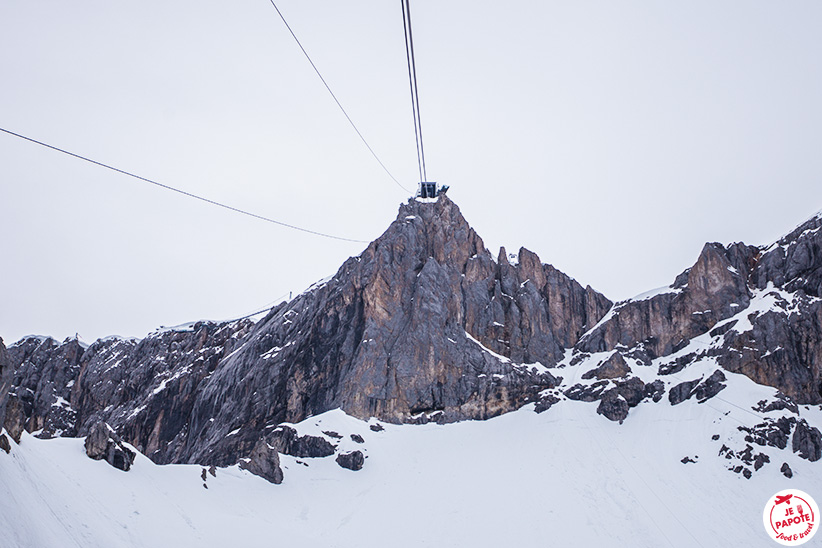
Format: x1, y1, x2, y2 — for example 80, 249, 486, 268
576, 212, 822, 404
0, 338, 13, 435
182, 196, 609, 464
3, 196, 610, 465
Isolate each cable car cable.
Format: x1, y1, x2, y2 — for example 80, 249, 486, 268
401, 0, 427, 183
0, 126, 370, 244
267, 1, 411, 194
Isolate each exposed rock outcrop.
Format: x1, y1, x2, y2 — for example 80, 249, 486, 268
582, 352, 631, 380
597, 390, 629, 422
0, 338, 12, 437
6, 336, 83, 439
792, 419, 822, 462
73, 321, 254, 464
3, 395, 25, 444
668, 379, 701, 406
336, 450, 364, 471
693, 370, 727, 403
578, 242, 756, 358
577, 212, 822, 404
267, 426, 336, 458
238, 440, 284, 484
84, 422, 135, 471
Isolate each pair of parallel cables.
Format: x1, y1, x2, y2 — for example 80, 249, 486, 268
400, 0, 429, 185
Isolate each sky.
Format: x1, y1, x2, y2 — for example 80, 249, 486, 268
2, 0, 822, 344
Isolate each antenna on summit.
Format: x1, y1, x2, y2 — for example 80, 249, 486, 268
401, 0, 447, 199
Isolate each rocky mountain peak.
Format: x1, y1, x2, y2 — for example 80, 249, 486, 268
577, 209, 822, 404
4, 199, 822, 480
371, 195, 487, 271
754, 211, 822, 295
176, 196, 611, 464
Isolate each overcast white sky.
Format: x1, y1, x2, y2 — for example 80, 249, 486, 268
2, 0, 821, 344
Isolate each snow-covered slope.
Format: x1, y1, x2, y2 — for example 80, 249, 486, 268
2, 385, 820, 548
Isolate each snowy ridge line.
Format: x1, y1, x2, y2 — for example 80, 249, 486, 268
760, 208, 822, 254
630, 285, 682, 302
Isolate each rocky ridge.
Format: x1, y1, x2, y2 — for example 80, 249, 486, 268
2, 197, 821, 482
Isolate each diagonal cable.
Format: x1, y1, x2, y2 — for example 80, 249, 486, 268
0, 126, 369, 243
267, 1, 411, 194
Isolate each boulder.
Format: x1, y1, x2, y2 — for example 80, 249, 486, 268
336, 450, 364, 471
614, 377, 646, 408
668, 379, 700, 406
792, 419, 822, 462
644, 380, 665, 403
582, 352, 631, 380
693, 370, 727, 403
597, 389, 629, 423
534, 394, 560, 413
238, 440, 284, 484
267, 426, 336, 458
84, 422, 135, 471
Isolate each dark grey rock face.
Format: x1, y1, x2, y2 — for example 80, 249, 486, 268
578, 242, 757, 358
576, 213, 822, 404
238, 440, 284, 484
4, 336, 82, 439
336, 450, 364, 471
534, 394, 560, 413
716, 298, 822, 404
753, 213, 822, 296
179, 196, 600, 464
565, 382, 608, 402
693, 370, 727, 403
73, 321, 254, 464
0, 338, 14, 438
597, 390, 629, 422
84, 422, 135, 471
740, 417, 795, 451
644, 380, 665, 403
582, 352, 631, 380
792, 419, 822, 462
4, 395, 25, 443
266, 426, 336, 458
0, 338, 12, 433
668, 379, 700, 406
613, 377, 646, 408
